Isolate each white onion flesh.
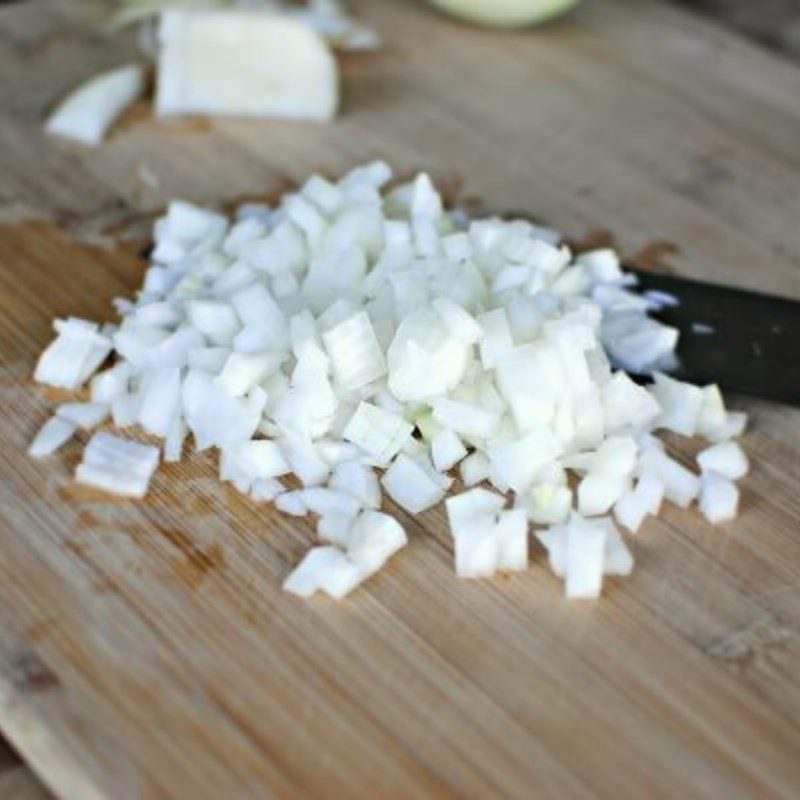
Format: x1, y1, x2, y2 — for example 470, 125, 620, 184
28, 416, 77, 459
156, 11, 339, 121
56, 401, 110, 430
45, 64, 145, 146
699, 472, 739, 525
75, 432, 159, 498
30, 163, 749, 600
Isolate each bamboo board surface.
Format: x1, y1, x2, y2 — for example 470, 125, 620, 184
1, 1, 799, 798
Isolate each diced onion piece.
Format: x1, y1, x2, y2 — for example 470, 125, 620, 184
329, 461, 381, 509
601, 372, 661, 432
230, 283, 289, 348
35, 318, 113, 390
635, 447, 699, 509
433, 297, 483, 345
250, 477, 284, 503
387, 309, 471, 402
290, 309, 329, 374
215, 351, 282, 397
164, 416, 187, 462
112, 393, 141, 428
343, 402, 413, 465
706, 411, 748, 444
183, 371, 266, 450
186, 300, 240, 346
578, 474, 630, 517
699, 472, 739, 525
478, 309, 514, 369
46, 64, 145, 146
382, 454, 447, 513
56, 401, 109, 430
564, 514, 607, 600
138, 367, 182, 436
697, 441, 749, 481
279, 433, 330, 487
602, 312, 679, 375
602, 518, 634, 576
538, 513, 631, 598
28, 416, 77, 459
76, 432, 159, 498
347, 511, 407, 575
153, 200, 228, 264
446, 490, 527, 578
322, 310, 387, 390
90, 362, 132, 403
317, 440, 363, 466
283, 546, 364, 599
223, 440, 290, 481
521, 482, 572, 525
432, 398, 501, 440
695, 384, 727, 440
275, 491, 309, 517
431, 428, 467, 472
317, 512, 356, 546
487, 427, 562, 494
613, 473, 665, 533
300, 487, 361, 518
650, 373, 704, 436
578, 249, 624, 284
446, 488, 507, 533
494, 509, 529, 571
535, 526, 567, 578
460, 451, 490, 486
452, 521, 500, 579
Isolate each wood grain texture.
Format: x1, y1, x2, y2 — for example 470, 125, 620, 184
1, 1, 800, 798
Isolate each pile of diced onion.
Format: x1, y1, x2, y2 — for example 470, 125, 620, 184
30, 163, 749, 600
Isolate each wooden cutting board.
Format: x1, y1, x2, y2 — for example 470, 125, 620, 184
1, 1, 799, 797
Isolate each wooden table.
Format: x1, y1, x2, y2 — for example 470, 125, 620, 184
1, 1, 799, 797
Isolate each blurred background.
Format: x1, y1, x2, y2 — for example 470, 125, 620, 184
679, 0, 800, 60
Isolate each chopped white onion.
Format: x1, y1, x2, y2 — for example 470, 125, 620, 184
329, 461, 381, 509
316, 512, 356, 546
35, 319, 113, 390
431, 428, 467, 473
382, 454, 448, 513
250, 478, 284, 504
697, 441, 749, 481
76, 432, 159, 498
45, 64, 145, 146
699, 472, 739, 525
613, 473, 665, 533
282, 546, 363, 599
432, 398, 501, 441
56, 401, 109, 430
343, 402, 412, 465
275, 491, 309, 517
322, 311, 387, 390
635, 446, 700, 509
156, 11, 339, 121
537, 513, 632, 599
650, 373, 704, 437
347, 511, 407, 575
29, 163, 749, 603
28, 416, 77, 459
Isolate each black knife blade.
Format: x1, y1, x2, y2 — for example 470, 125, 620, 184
626, 269, 800, 406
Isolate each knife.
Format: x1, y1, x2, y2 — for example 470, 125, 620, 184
627, 269, 800, 406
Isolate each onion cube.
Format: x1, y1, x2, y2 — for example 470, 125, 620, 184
699, 472, 739, 525
697, 441, 749, 481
